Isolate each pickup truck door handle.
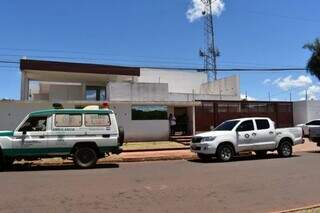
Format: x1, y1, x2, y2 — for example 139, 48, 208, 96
269, 131, 274, 135
39, 135, 45, 139
252, 133, 257, 137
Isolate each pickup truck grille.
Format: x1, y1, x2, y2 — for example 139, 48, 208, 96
192, 137, 202, 143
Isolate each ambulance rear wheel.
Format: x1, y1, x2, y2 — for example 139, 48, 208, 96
73, 147, 98, 169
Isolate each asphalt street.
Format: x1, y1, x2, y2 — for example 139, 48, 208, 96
1, 152, 320, 213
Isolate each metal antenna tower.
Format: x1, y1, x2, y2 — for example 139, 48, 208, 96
199, 0, 219, 81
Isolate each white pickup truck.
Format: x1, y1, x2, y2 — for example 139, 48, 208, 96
191, 117, 304, 162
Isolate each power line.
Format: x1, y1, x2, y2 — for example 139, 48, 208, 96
246, 10, 320, 24
216, 68, 306, 71
0, 60, 19, 64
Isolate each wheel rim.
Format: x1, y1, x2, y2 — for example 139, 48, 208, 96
221, 147, 232, 161
78, 149, 95, 164
282, 144, 291, 156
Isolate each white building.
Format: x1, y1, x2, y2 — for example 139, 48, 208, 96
1, 59, 240, 141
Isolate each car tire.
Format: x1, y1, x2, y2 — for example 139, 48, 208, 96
4, 158, 14, 169
118, 127, 125, 146
197, 153, 213, 162
216, 144, 234, 162
255, 150, 268, 158
277, 141, 292, 158
73, 147, 98, 169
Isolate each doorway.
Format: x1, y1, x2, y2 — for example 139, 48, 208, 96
174, 107, 189, 135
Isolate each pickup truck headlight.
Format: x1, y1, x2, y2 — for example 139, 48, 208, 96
201, 136, 216, 142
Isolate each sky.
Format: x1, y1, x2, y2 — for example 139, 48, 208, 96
0, 0, 319, 101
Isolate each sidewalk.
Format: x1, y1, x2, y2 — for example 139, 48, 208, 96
19, 139, 320, 166
103, 139, 320, 163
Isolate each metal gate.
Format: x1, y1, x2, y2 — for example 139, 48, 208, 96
195, 100, 293, 132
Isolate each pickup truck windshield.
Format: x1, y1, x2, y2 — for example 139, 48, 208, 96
215, 120, 240, 131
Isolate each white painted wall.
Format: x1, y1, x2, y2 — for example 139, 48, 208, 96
49, 85, 83, 101
293, 100, 320, 125
139, 68, 207, 93
293, 101, 308, 125
110, 103, 169, 141
0, 102, 76, 131
107, 82, 169, 102
0, 101, 171, 142
200, 75, 240, 96
306, 101, 320, 121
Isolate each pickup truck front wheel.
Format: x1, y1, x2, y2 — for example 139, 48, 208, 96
216, 144, 234, 162
73, 147, 98, 169
197, 153, 213, 162
277, 141, 292, 158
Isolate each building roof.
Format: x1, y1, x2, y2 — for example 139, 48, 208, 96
30, 108, 114, 117
20, 59, 140, 76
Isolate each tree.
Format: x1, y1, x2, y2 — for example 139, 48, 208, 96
303, 38, 320, 80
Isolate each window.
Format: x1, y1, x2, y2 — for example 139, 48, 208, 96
85, 114, 111, 126
86, 86, 106, 101
306, 120, 320, 126
19, 116, 47, 132
236, 120, 254, 132
215, 120, 240, 131
255, 119, 270, 130
132, 105, 168, 120
55, 114, 82, 127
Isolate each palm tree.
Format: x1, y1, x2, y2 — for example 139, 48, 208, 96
303, 38, 320, 80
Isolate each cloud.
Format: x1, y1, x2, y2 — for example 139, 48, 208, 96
241, 94, 256, 101
186, 0, 225, 22
273, 75, 312, 91
298, 85, 320, 100
263, 79, 271, 84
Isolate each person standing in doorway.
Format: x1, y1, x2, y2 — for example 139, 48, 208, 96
169, 113, 176, 136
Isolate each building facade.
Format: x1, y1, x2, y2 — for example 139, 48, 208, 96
0, 59, 305, 141
15, 59, 241, 141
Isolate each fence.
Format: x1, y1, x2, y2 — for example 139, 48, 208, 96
195, 100, 293, 131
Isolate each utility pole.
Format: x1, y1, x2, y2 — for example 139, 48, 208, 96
199, 0, 219, 82
305, 89, 308, 101
289, 91, 292, 102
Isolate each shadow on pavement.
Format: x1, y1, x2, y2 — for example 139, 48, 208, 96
306, 150, 320, 154
188, 153, 301, 164
5, 162, 119, 172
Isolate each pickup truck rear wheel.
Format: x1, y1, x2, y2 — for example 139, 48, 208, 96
216, 144, 234, 162
255, 151, 268, 158
277, 141, 292, 158
73, 147, 97, 169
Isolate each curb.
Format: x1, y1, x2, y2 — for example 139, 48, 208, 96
273, 204, 320, 213
123, 147, 189, 152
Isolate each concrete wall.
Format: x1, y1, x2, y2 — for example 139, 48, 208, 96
32, 83, 84, 101
293, 101, 320, 125
139, 68, 207, 93
306, 101, 320, 121
110, 103, 169, 141
293, 101, 308, 125
200, 75, 240, 96
0, 101, 171, 142
107, 82, 169, 102
0, 102, 76, 131
49, 85, 83, 101
168, 93, 240, 101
